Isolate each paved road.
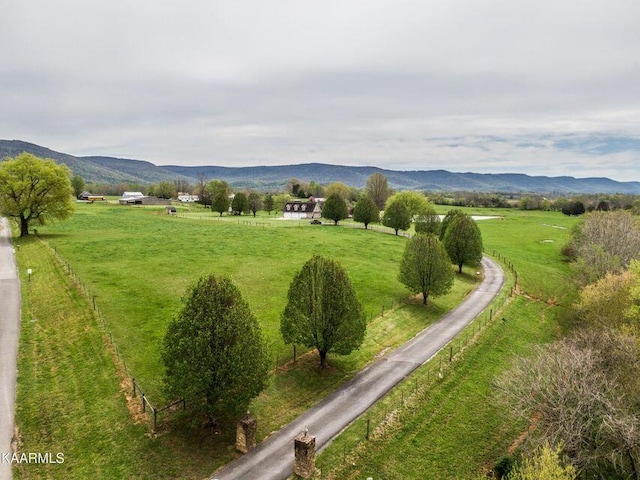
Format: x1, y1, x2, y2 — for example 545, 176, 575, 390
0, 218, 20, 480
211, 256, 504, 480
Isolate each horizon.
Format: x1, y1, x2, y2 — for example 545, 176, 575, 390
2, 2, 640, 182
6, 138, 639, 185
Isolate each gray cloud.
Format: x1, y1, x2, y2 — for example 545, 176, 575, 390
2, 0, 640, 181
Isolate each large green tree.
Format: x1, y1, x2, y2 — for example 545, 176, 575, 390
322, 192, 349, 225
208, 179, 231, 215
382, 198, 411, 235
263, 193, 275, 215
281, 255, 366, 368
150, 181, 174, 199
398, 233, 454, 305
211, 192, 230, 216
439, 208, 465, 240
353, 195, 379, 230
70, 174, 85, 198
443, 214, 483, 273
231, 192, 249, 215
325, 182, 352, 201
386, 191, 431, 219
162, 275, 269, 423
0, 153, 74, 237
414, 206, 441, 236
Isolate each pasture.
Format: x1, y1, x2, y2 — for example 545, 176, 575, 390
12, 203, 580, 478
318, 207, 581, 478
36, 203, 477, 399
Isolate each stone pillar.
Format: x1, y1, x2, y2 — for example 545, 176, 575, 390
294, 429, 316, 479
236, 413, 257, 453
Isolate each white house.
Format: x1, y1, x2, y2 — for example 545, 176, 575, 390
283, 200, 322, 219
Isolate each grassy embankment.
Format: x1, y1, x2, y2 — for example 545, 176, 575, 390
316, 208, 580, 479
13, 202, 486, 479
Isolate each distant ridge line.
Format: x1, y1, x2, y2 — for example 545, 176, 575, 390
2, 139, 640, 194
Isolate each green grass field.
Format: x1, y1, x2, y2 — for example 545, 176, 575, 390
13, 236, 239, 480
316, 207, 581, 478
13, 202, 499, 479
34, 204, 485, 399
11, 203, 581, 479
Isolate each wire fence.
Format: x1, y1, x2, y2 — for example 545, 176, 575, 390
35, 233, 184, 432
32, 219, 519, 441
315, 258, 519, 479
176, 212, 415, 236
176, 212, 311, 228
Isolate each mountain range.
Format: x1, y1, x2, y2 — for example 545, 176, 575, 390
2, 139, 640, 194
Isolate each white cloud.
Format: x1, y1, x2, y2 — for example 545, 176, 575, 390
2, 1, 640, 181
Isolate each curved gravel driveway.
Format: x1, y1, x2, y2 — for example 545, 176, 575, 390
0, 218, 20, 480
211, 256, 504, 480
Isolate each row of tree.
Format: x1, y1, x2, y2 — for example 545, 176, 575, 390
162, 209, 484, 426
517, 194, 640, 214
430, 191, 640, 214
72, 166, 640, 227
0, 152, 477, 245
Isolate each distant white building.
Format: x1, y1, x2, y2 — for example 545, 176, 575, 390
177, 194, 199, 203
119, 191, 169, 206
122, 191, 145, 199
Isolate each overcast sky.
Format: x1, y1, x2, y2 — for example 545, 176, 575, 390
2, 1, 640, 181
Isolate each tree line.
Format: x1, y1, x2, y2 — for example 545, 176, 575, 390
430, 190, 640, 215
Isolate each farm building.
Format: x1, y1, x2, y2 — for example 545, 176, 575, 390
122, 191, 145, 200
77, 191, 105, 202
119, 192, 170, 206
283, 200, 322, 219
